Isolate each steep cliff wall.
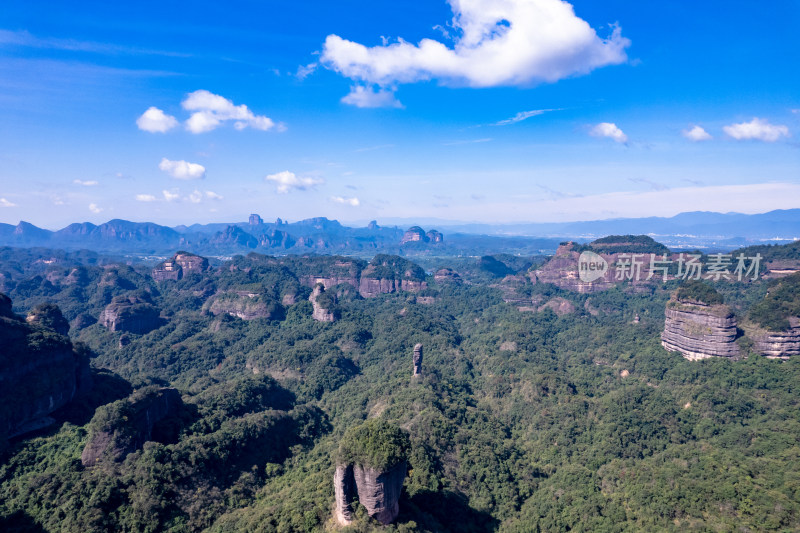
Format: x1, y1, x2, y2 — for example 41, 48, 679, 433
0, 296, 91, 439
661, 303, 741, 360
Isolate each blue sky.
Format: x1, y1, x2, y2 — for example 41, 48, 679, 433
0, 0, 798, 228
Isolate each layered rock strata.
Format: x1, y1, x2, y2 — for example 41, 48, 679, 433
661, 303, 741, 360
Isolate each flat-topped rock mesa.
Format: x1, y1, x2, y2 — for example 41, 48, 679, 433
1, 295, 91, 440
359, 254, 427, 298
661, 282, 740, 360
152, 251, 210, 281
81, 387, 182, 466
743, 272, 800, 358
747, 318, 800, 358
400, 226, 444, 245
532, 237, 672, 293
100, 293, 163, 334
310, 284, 336, 322
206, 291, 284, 321
294, 257, 365, 290
334, 420, 410, 526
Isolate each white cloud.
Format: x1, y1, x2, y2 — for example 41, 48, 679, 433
205, 191, 223, 200
182, 90, 276, 133
331, 195, 360, 206
341, 85, 403, 108
0, 198, 16, 207
590, 122, 627, 143
188, 190, 203, 203
88, 203, 103, 214
159, 157, 206, 180
73, 179, 99, 186
682, 125, 712, 141
265, 170, 323, 193
493, 109, 554, 126
162, 189, 180, 202
296, 63, 318, 80
136, 106, 178, 133
135, 194, 157, 202
322, 0, 630, 105
723, 118, 790, 142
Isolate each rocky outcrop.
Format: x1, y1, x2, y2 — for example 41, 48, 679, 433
26, 303, 70, 336
400, 226, 427, 244
358, 255, 427, 298
249, 213, 263, 226
310, 284, 335, 322
206, 292, 284, 320
152, 252, 209, 281
747, 318, 800, 358
100, 294, 163, 334
334, 461, 407, 526
413, 343, 423, 376
334, 464, 357, 524
434, 268, 462, 284
400, 226, 443, 245
82, 387, 182, 466
661, 302, 741, 360
426, 230, 443, 243
1, 297, 91, 439
533, 240, 675, 293
538, 297, 576, 316
259, 229, 296, 249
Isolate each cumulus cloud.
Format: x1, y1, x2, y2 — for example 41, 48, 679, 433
205, 191, 223, 200
493, 109, 555, 126
88, 203, 103, 214
723, 118, 790, 142
136, 106, 178, 133
163, 189, 180, 202
73, 179, 99, 186
322, 0, 630, 106
331, 195, 360, 206
265, 171, 323, 193
182, 90, 276, 133
0, 198, 16, 207
682, 125, 712, 141
590, 122, 627, 143
341, 85, 403, 108
159, 157, 206, 180
135, 194, 157, 202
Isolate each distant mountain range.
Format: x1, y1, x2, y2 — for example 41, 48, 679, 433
0, 209, 798, 256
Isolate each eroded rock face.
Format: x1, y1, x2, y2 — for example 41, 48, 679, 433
334, 464, 356, 525
100, 294, 163, 334
152, 252, 209, 281
81, 387, 182, 466
661, 303, 741, 360
400, 226, 427, 244
353, 462, 407, 525
413, 343, 423, 376
334, 461, 407, 526
750, 317, 800, 358
310, 284, 335, 322
206, 292, 284, 321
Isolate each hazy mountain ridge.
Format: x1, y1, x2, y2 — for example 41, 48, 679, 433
1, 209, 798, 256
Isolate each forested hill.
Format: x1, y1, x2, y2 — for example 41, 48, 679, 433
1, 243, 800, 531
